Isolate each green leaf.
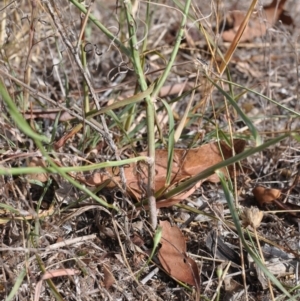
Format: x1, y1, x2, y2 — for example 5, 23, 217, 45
6, 268, 27, 301
205, 76, 262, 146
217, 170, 295, 300
161, 99, 175, 186
137, 225, 162, 279
0, 81, 49, 143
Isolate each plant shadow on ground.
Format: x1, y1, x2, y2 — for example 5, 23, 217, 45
1, 0, 300, 300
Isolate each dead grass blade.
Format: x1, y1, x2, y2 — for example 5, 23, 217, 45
219, 0, 259, 74
34, 269, 80, 301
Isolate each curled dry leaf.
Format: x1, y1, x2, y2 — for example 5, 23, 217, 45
253, 186, 300, 220
158, 220, 201, 292
81, 140, 245, 208
253, 186, 281, 206
222, 0, 292, 42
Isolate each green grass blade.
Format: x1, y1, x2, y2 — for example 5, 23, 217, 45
0, 156, 150, 176
151, 0, 192, 99
0, 81, 49, 143
216, 170, 294, 300
0, 82, 120, 210
137, 225, 162, 279
86, 83, 155, 118
205, 76, 262, 146
0, 203, 20, 214
6, 268, 27, 301
162, 133, 290, 200
161, 99, 175, 186
220, 78, 300, 118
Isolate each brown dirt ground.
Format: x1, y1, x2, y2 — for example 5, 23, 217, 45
1, 0, 300, 300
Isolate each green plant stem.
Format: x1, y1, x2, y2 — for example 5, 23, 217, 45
0, 81, 118, 211
0, 155, 150, 175
123, 0, 157, 229
217, 171, 294, 300
151, 0, 192, 99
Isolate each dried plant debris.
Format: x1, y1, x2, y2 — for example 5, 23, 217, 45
240, 206, 264, 229
158, 221, 200, 293
79, 140, 245, 206
222, 0, 293, 42
1, 0, 300, 300
205, 230, 241, 266
253, 185, 300, 222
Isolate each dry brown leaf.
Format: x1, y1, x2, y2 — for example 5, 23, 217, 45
54, 124, 83, 150
235, 61, 264, 78
159, 82, 193, 98
130, 233, 145, 247
82, 140, 245, 208
253, 186, 300, 220
102, 263, 115, 289
253, 186, 281, 206
158, 220, 200, 293
222, 0, 292, 42
155, 183, 201, 208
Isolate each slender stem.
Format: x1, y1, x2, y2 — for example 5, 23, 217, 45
123, 0, 157, 229
151, 0, 192, 99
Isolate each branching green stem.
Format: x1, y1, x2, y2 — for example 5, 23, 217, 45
123, 0, 157, 229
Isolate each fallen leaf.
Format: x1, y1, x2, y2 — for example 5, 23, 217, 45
130, 233, 145, 247
222, 0, 292, 42
253, 186, 281, 206
102, 263, 115, 289
82, 140, 245, 208
158, 220, 200, 293
235, 61, 264, 78
253, 185, 300, 220
159, 82, 194, 98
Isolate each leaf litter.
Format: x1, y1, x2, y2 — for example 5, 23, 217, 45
222, 0, 293, 42
1, 0, 300, 300
78, 139, 245, 207
158, 220, 200, 298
